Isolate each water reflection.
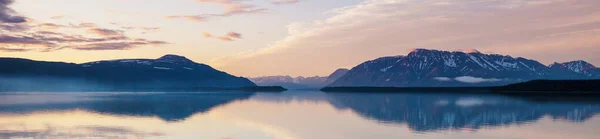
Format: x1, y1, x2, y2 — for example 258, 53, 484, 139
324, 93, 600, 132
0, 125, 164, 139
0, 92, 255, 121
0, 91, 599, 139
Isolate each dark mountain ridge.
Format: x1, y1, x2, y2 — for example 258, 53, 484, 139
0, 55, 256, 91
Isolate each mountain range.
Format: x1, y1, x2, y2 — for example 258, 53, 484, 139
250, 68, 349, 89
0, 55, 255, 91
2, 49, 599, 90
330, 49, 600, 87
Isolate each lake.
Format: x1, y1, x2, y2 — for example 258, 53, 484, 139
0, 91, 599, 139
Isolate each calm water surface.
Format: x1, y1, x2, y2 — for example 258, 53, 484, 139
0, 91, 599, 139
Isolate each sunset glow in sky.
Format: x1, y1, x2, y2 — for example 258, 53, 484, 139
1, 0, 600, 77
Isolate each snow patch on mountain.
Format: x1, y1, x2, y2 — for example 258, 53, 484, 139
519, 61, 535, 71
467, 54, 486, 69
381, 65, 393, 72
444, 56, 457, 67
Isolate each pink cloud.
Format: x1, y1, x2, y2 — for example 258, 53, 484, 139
165, 15, 209, 22
87, 28, 123, 37
218, 36, 234, 41
195, 0, 267, 16
212, 0, 600, 77
226, 32, 242, 39
271, 0, 301, 5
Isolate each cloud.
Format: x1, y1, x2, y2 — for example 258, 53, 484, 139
433, 77, 452, 81
435, 76, 503, 83
50, 15, 65, 19
38, 23, 67, 29
0, 32, 167, 52
0, 23, 26, 31
70, 41, 167, 51
115, 25, 160, 34
454, 76, 502, 84
165, 15, 209, 22
195, 0, 267, 16
218, 36, 234, 41
0, 47, 27, 52
71, 23, 97, 28
204, 32, 213, 38
167, 0, 267, 23
222, 4, 266, 15
0, 35, 53, 46
204, 32, 242, 41
0, 0, 26, 23
87, 28, 124, 37
226, 32, 242, 39
212, 0, 600, 77
271, 0, 301, 5
0, 21, 169, 52
0, 4, 166, 52
141, 27, 160, 31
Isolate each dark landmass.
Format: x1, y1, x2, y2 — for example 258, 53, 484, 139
322, 80, 600, 96
0, 55, 256, 91
320, 86, 491, 93
492, 80, 600, 96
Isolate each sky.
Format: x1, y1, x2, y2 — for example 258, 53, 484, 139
1, 0, 600, 77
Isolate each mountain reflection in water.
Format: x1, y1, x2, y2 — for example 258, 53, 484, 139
325, 93, 600, 132
0, 91, 599, 139
0, 92, 255, 121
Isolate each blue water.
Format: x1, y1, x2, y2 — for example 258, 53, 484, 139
0, 91, 599, 139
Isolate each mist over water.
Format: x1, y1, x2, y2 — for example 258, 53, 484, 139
0, 77, 108, 92
0, 91, 599, 139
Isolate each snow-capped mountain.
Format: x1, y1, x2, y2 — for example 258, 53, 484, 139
549, 60, 600, 79
81, 54, 219, 74
250, 68, 349, 89
330, 49, 599, 87
0, 55, 255, 91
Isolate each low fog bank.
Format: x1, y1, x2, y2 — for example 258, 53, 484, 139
0, 76, 259, 92
0, 76, 108, 92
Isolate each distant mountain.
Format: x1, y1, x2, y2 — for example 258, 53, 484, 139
250, 68, 349, 89
0, 54, 256, 91
250, 76, 327, 89
549, 60, 600, 79
330, 49, 599, 87
324, 68, 350, 84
